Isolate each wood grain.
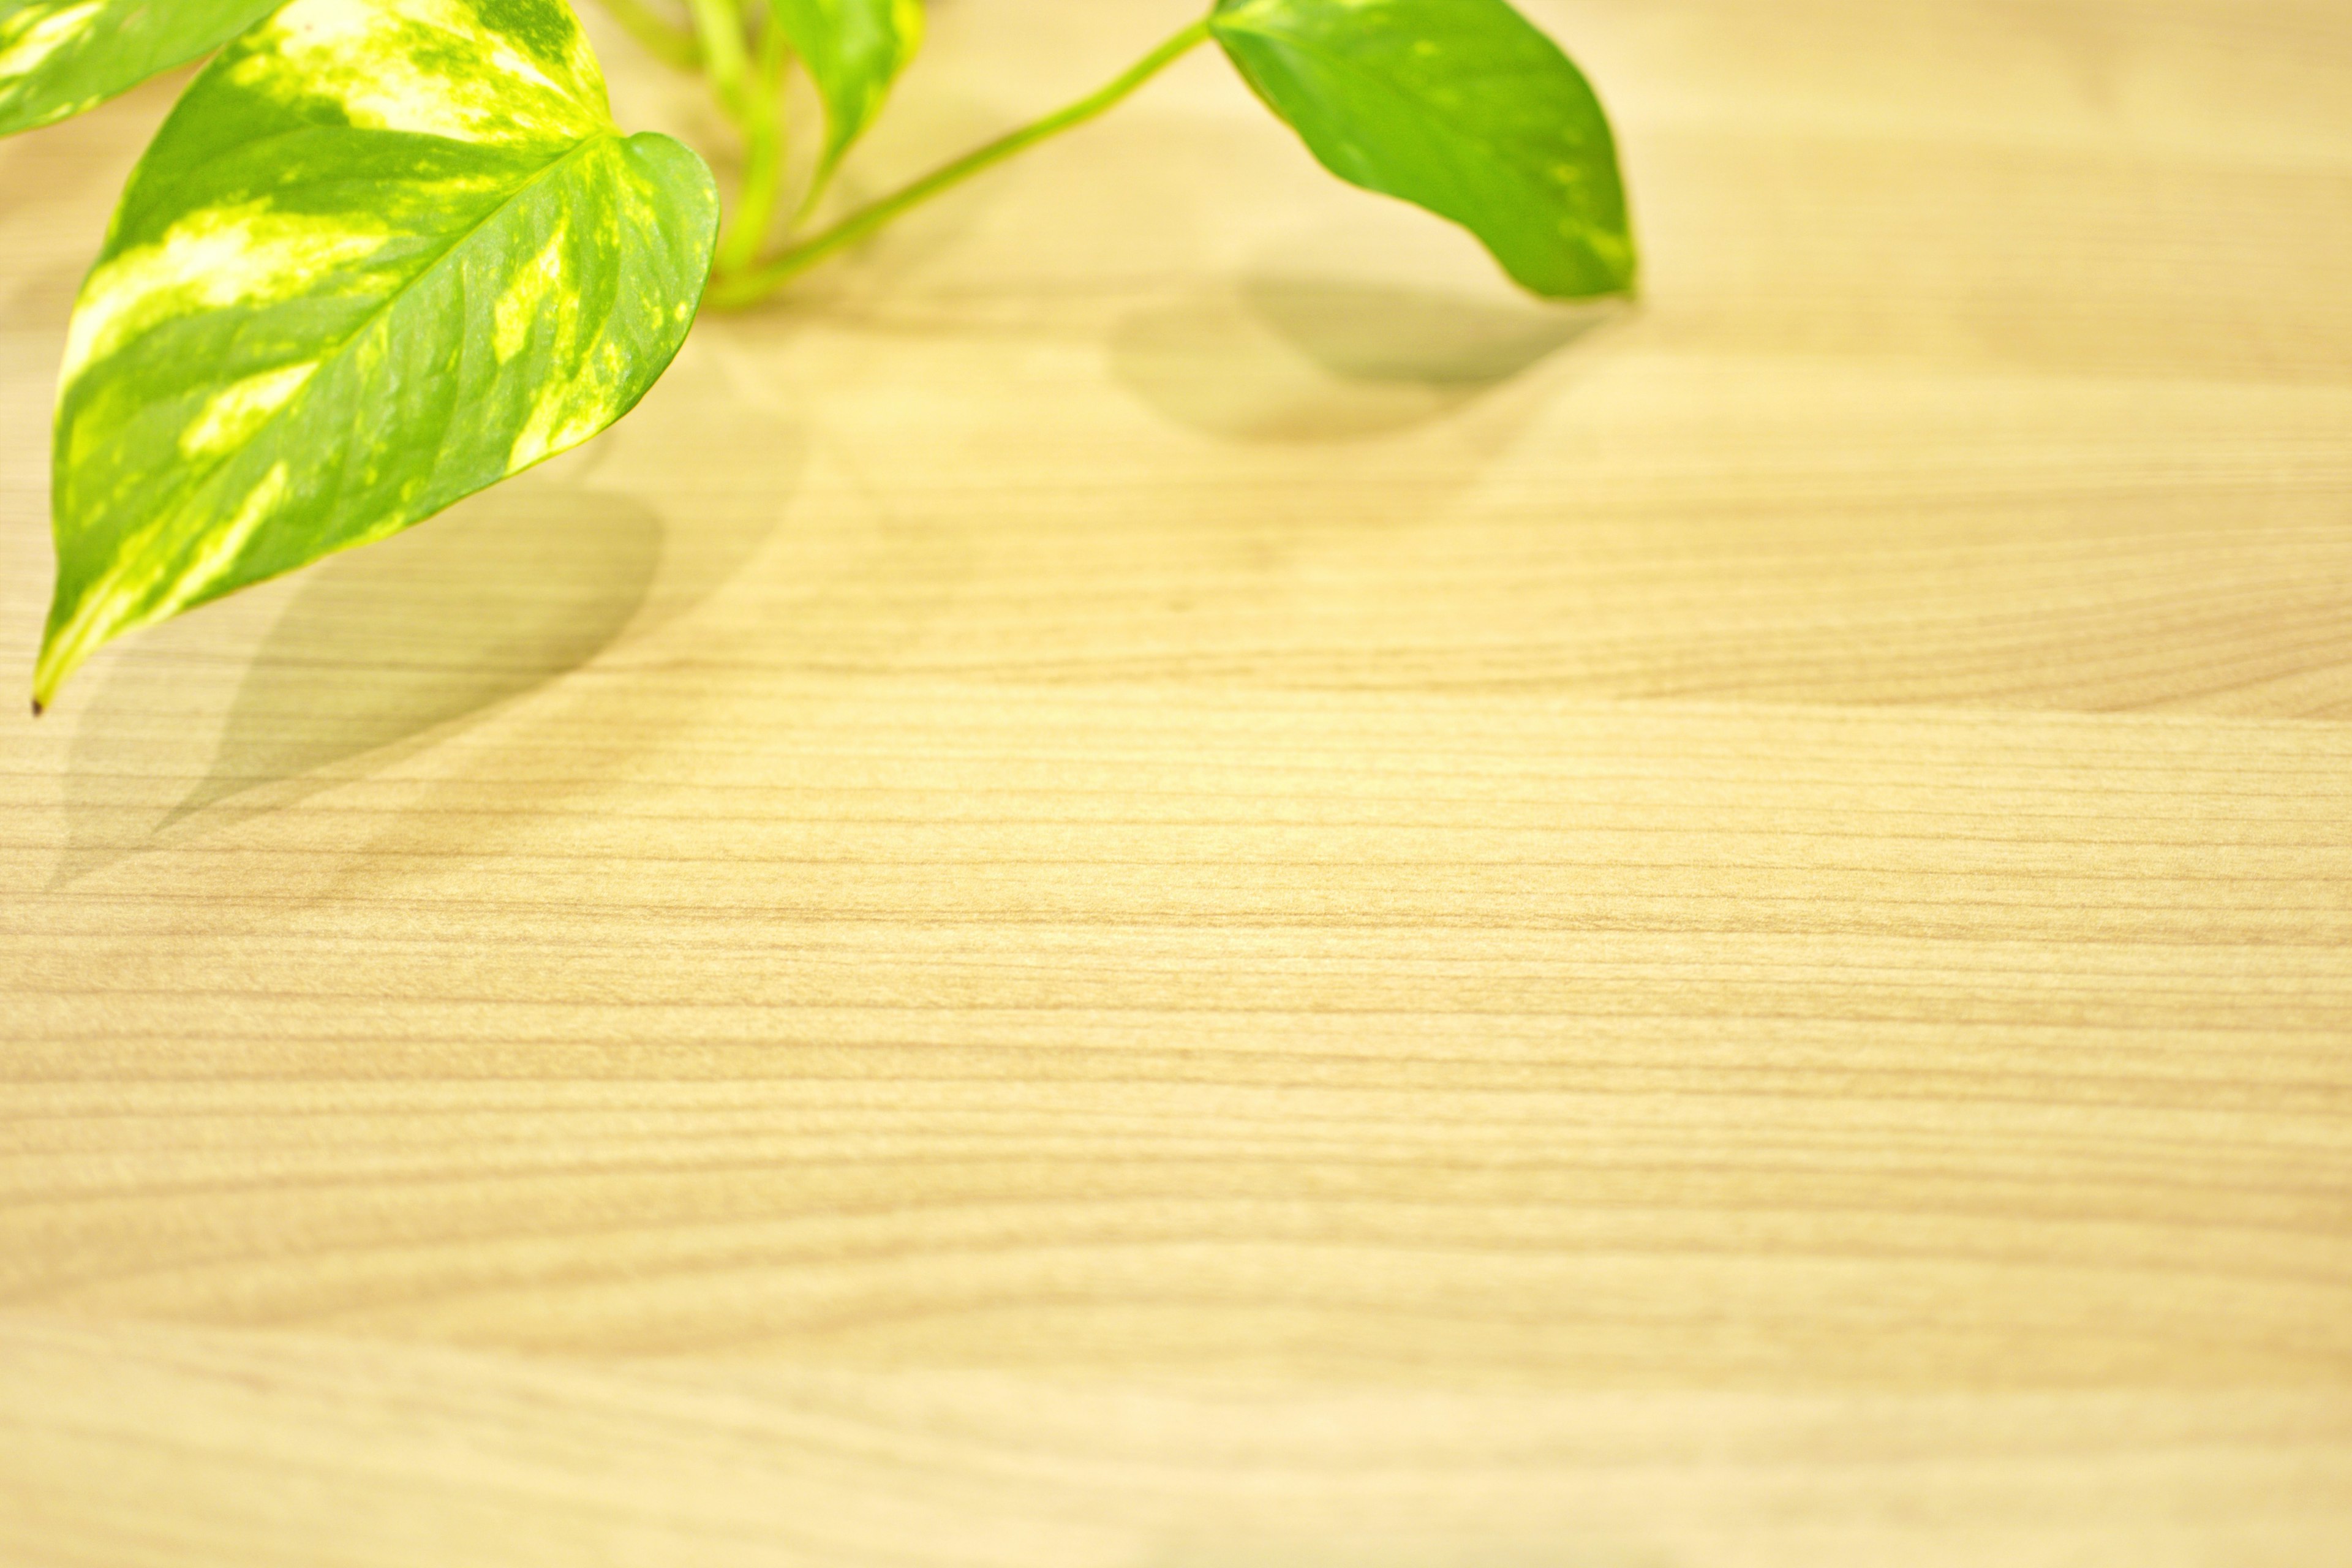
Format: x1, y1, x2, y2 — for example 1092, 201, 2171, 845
4, 0, 2351, 1562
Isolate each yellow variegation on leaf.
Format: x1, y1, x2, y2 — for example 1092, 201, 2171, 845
36, 0, 717, 710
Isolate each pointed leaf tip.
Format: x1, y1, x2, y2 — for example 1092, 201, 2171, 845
1210, 0, 1635, 300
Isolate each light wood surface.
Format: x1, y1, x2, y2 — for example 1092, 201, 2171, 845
5, 0, 2352, 1562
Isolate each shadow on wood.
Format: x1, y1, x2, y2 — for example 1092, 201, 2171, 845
48, 479, 663, 888
1110, 276, 1616, 441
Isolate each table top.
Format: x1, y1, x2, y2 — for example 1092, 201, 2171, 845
4, 1, 2350, 1562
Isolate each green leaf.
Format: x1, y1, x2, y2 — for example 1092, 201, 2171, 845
0, 0, 283, 137
767, 0, 922, 186
1208, 0, 1634, 299
36, 0, 718, 711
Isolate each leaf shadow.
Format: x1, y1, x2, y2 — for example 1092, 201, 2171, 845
48, 476, 664, 889
1110, 273, 1622, 443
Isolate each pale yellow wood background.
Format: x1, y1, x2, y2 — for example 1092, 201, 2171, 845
5, 0, 2352, 1562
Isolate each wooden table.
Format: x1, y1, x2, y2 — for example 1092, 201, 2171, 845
5, 1, 2351, 1561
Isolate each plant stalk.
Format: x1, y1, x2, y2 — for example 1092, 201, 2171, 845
684, 0, 755, 126
713, 1, 791, 273
707, 17, 1215, 309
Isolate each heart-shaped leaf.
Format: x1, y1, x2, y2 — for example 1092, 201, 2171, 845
37, 0, 718, 710
0, 0, 283, 137
1209, 0, 1634, 299
767, 0, 922, 190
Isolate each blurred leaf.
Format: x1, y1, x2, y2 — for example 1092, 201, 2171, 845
37, 0, 717, 709
768, 0, 921, 186
1210, 0, 1635, 298
0, 0, 282, 136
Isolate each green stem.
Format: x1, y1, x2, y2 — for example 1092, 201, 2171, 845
714, 1, 791, 274
594, 0, 700, 71
684, 0, 753, 124
707, 16, 1215, 309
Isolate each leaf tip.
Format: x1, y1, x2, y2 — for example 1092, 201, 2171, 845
32, 622, 89, 722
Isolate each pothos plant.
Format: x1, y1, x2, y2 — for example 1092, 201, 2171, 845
3, 0, 1634, 713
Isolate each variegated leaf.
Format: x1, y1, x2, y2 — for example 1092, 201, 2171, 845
768, 0, 921, 189
37, 0, 718, 710
0, 0, 283, 137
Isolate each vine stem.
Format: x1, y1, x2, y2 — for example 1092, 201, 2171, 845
714, 3, 792, 273
706, 17, 1215, 310
683, 0, 753, 124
